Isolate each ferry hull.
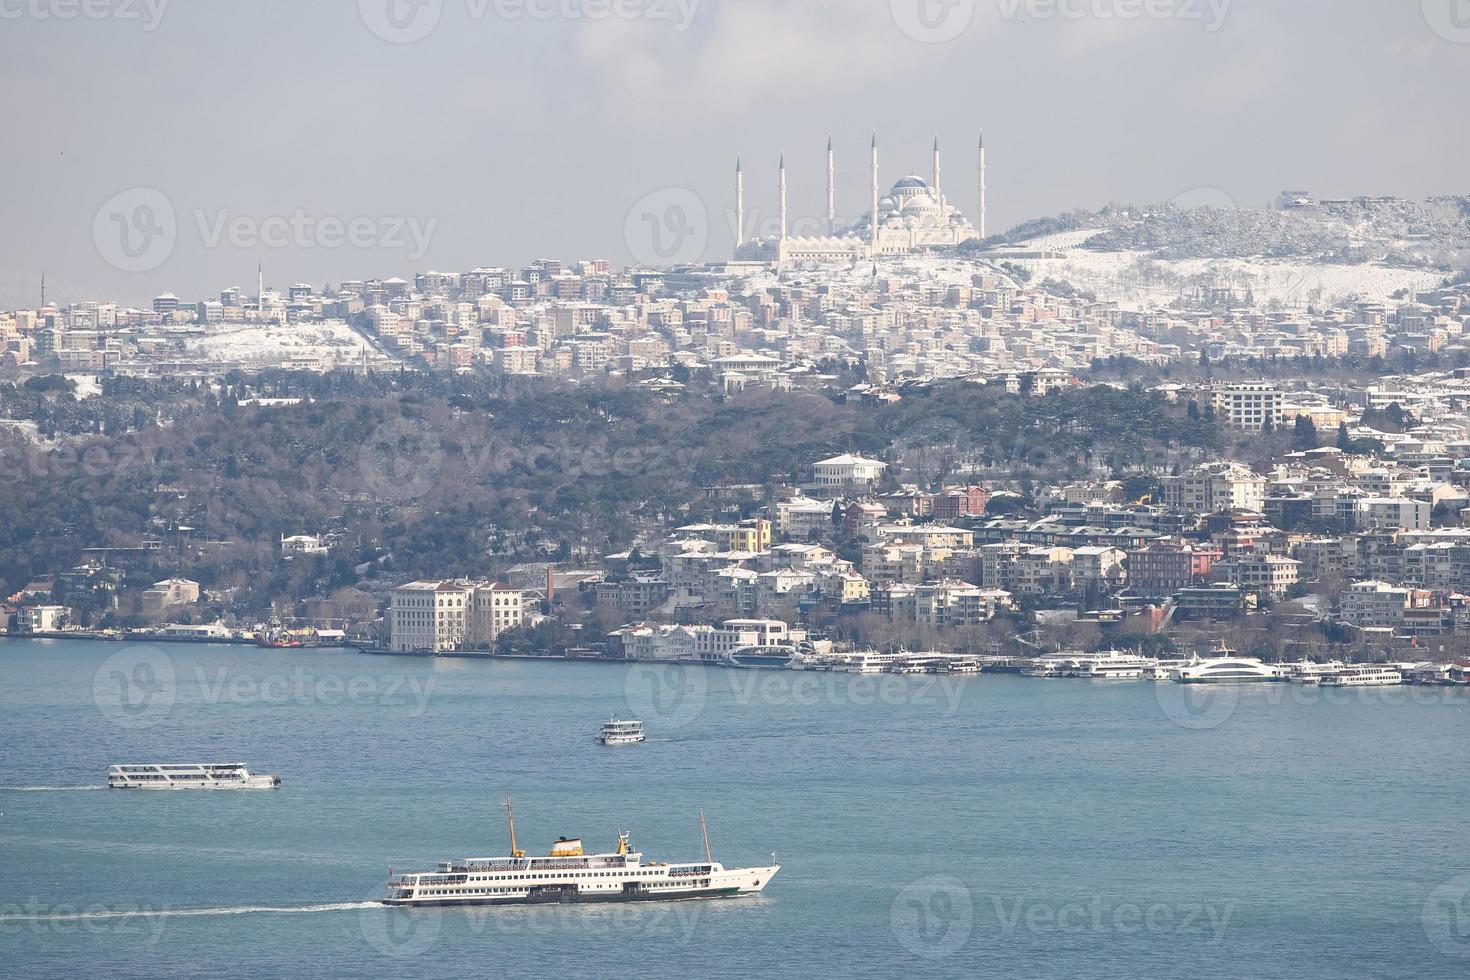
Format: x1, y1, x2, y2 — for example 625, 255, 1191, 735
382, 885, 750, 908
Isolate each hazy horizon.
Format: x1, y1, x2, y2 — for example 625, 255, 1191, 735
4, 0, 1469, 308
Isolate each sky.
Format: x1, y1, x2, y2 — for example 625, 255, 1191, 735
3, 0, 1468, 308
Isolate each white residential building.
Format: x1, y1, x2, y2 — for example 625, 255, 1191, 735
388, 580, 527, 653
812, 454, 888, 488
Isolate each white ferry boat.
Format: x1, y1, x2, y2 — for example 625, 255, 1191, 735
1172, 658, 1285, 684
1282, 660, 1346, 685
1146, 657, 1199, 681
106, 763, 281, 790
840, 651, 901, 674
1065, 651, 1155, 680
598, 718, 646, 746
384, 801, 778, 907
1320, 666, 1404, 688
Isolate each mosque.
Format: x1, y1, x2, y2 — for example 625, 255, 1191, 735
733, 134, 988, 265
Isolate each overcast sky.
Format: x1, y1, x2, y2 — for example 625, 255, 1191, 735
4, 0, 1468, 308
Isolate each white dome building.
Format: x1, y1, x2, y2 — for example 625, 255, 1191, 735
734, 135, 985, 266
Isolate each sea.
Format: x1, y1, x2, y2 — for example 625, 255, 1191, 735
2, 638, 1468, 979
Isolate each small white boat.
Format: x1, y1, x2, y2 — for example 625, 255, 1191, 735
598, 718, 646, 746
107, 763, 281, 790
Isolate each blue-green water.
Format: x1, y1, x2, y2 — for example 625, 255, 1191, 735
3, 639, 1469, 978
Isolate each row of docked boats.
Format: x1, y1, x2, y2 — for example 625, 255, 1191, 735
732, 644, 1462, 688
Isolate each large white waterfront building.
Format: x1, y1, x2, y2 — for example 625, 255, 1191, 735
389, 580, 528, 653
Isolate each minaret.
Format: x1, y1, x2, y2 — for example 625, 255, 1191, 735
870, 133, 879, 254
978, 131, 988, 239
778, 153, 788, 243
257, 262, 264, 314
826, 136, 836, 237
933, 136, 942, 204
735, 157, 745, 248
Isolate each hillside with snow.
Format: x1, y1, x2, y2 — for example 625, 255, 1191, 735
976, 196, 1470, 310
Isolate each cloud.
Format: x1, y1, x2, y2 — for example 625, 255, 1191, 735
574, 0, 971, 118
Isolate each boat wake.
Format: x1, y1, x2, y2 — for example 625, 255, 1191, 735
0, 785, 107, 792
0, 902, 380, 924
